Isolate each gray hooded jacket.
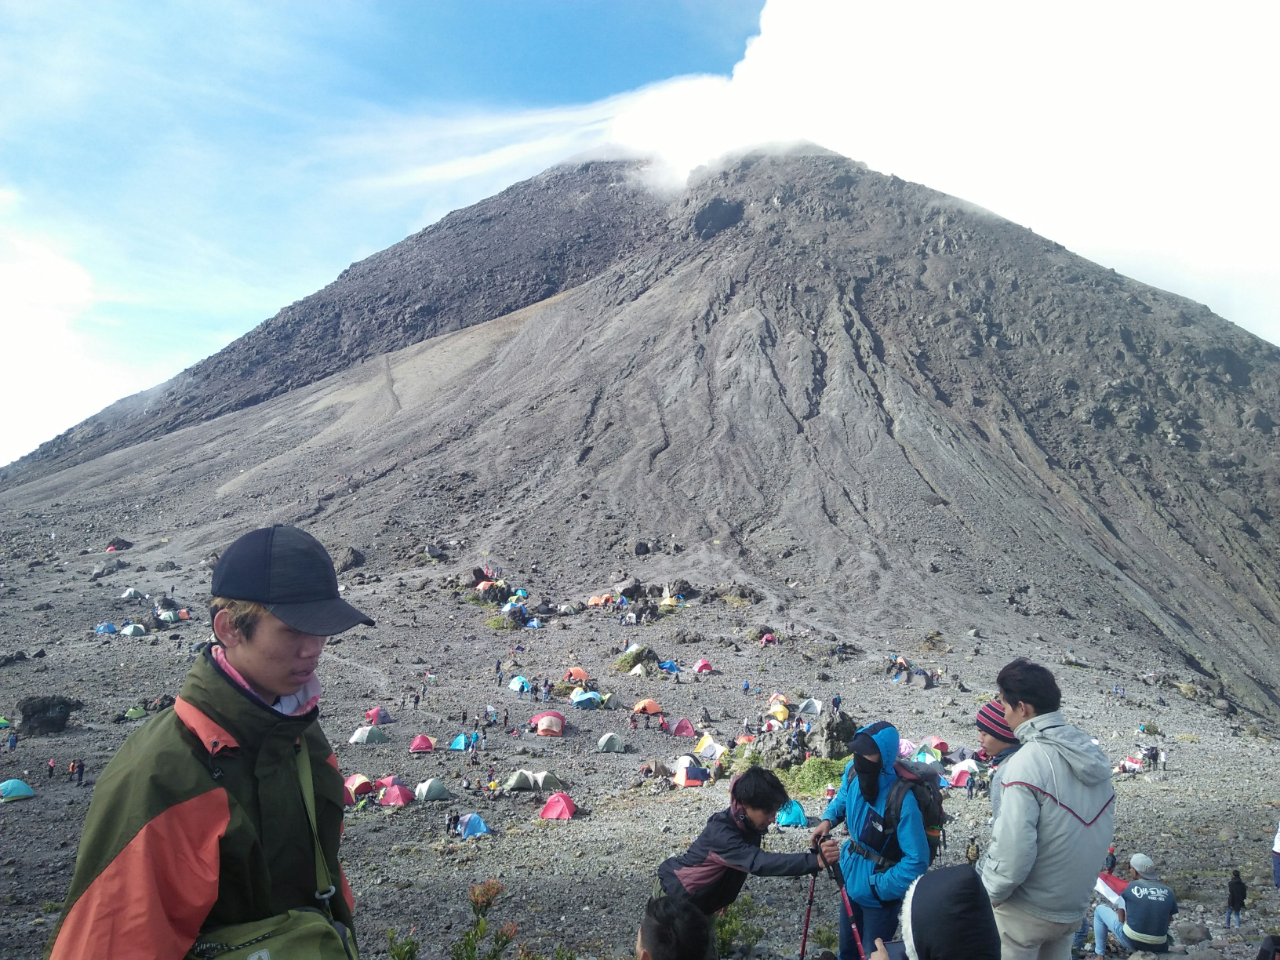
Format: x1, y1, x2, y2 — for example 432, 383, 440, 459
979, 711, 1115, 923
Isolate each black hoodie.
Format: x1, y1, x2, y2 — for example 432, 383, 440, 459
902, 865, 1000, 960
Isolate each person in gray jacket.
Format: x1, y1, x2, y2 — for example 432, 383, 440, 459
979, 659, 1115, 960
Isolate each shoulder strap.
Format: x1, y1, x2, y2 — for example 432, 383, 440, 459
294, 741, 336, 916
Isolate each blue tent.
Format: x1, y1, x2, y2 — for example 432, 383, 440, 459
449, 733, 469, 750
458, 813, 491, 839
570, 690, 602, 710
525, 619, 543, 629
0, 779, 34, 802
514, 589, 528, 598
508, 676, 530, 692
95, 622, 117, 634
658, 661, 680, 673
776, 799, 807, 827
501, 602, 528, 616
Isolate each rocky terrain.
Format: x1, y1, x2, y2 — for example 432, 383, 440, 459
2, 147, 1280, 958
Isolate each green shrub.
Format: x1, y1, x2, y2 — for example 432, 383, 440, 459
814, 924, 839, 951
464, 593, 496, 608
613, 646, 655, 673
41, 901, 62, 914
776, 757, 849, 797
388, 927, 421, 960
715, 895, 765, 957
484, 617, 515, 631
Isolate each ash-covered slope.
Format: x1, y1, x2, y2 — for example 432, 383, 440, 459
6, 149, 1280, 717
3, 160, 667, 482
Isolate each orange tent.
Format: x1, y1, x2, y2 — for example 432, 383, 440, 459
632, 699, 663, 715
768, 693, 791, 706
563, 667, 590, 682
587, 594, 613, 606
539, 792, 577, 820
409, 734, 435, 753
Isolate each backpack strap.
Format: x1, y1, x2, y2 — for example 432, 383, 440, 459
295, 742, 337, 915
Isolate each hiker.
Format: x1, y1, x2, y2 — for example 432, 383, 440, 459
497, 670, 503, 688
867, 865, 1001, 960
656, 767, 840, 915
812, 721, 930, 956
502, 709, 509, 729
75, 759, 84, 785
48, 758, 56, 779
1104, 846, 1117, 875
636, 895, 715, 960
631, 714, 639, 731
47, 525, 369, 959
980, 659, 1115, 960
659, 714, 670, 735
413, 693, 420, 710
1159, 749, 1166, 771
1092, 854, 1177, 956
1227, 869, 1247, 927
967, 837, 981, 865
975, 700, 1021, 816
645, 713, 651, 729
742, 680, 750, 695
832, 694, 842, 713
7, 731, 15, 752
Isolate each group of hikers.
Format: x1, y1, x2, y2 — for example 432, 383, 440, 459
31, 524, 1270, 960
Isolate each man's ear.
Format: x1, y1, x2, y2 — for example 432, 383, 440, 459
213, 609, 246, 649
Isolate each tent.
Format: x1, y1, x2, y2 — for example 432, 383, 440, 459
0, 717, 9, 728
378, 785, 414, 806
120, 588, 143, 599
945, 746, 979, 764
694, 734, 717, 755
570, 690, 602, 710
409, 734, 435, 753
587, 595, 611, 606
504, 770, 536, 791
767, 703, 789, 722
534, 771, 564, 791
761, 718, 783, 733
598, 732, 624, 753
415, 778, 451, 801
914, 747, 942, 764
599, 692, 619, 710
776, 799, 808, 827
797, 698, 823, 716
375, 775, 404, 789
458, 813, 491, 839
564, 667, 590, 682
949, 769, 971, 788
124, 706, 147, 720
769, 693, 791, 706
343, 784, 356, 805
694, 659, 713, 674
639, 758, 674, 777
672, 718, 696, 738
95, 622, 117, 635
449, 733, 471, 750
921, 735, 949, 753
525, 619, 543, 629
674, 754, 700, 769
539, 792, 577, 820
898, 739, 918, 758
950, 759, 980, 775
674, 766, 709, 787
0, 779, 34, 802
530, 711, 565, 725
508, 676, 530, 692
345, 774, 373, 796
537, 716, 563, 742
658, 661, 680, 673
120, 623, 146, 636
628, 664, 648, 677
632, 699, 663, 715
349, 725, 390, 745
365, 705, 394, 725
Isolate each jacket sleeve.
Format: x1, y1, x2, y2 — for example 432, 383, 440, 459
868, 790, 929, 903
820, 759, 854, 826
980, 774, 1041, 904
48, 788, 228, 960
715, 829, 820, 878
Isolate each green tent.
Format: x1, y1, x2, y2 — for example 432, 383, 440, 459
0, 717, 10, 728
534, 771, 564, 791
599, 692, 618, 710
120, 624, 146, 636
124, 706, 147, 720
597, 732, 624, 753
414, 778, 451, 801
503, 770, 536, 791
348, 725, 390, 745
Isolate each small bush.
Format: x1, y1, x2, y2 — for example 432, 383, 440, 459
552, 681, 576, 698
484, 617, 515, 631
715, 895, 765, 957
777, 757, 849, 797
814, 924, 839, 951
388, 927, 420, 960
464, 593, 496, 608
613, 646, 656, 673
1176, 733, 1200, 742
41, 901, 62, 914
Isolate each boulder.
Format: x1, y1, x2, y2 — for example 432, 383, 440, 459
90, 557, 124, 580
613, 577, 643, 600
106, 537, 133, 551
633, 541, 650, 556
335, 547, 365, 573
1174, 922, 1211, 945
154, 560, 179, 572
805, 710, 859, 760
664, 579, 695, 598
17, 695, 84, 735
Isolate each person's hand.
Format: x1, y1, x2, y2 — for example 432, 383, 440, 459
869, 938, 890, 960
810, 819, 832, 849
817, 838, 840, 866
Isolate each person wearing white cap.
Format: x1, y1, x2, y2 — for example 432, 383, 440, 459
1092, 853, 1179, 956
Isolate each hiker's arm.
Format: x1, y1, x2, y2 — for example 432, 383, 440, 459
727, 832, 823, 878
48, 790, 225, 960
817, 759, 853, 834
979, 778, 1040, 904
868, 791, 929, 903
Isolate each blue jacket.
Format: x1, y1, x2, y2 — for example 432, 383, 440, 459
820, 722, 929, 908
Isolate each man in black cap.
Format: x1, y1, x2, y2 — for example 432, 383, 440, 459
47, 525, 371, 960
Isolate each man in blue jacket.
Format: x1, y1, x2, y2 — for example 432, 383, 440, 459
812, 722, 930, 960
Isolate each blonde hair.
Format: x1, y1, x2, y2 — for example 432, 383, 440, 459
209, 597, 270, 639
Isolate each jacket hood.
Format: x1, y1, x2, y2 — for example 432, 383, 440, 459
903, 865, 1000, 960
1015, 711, 1112, 786
856, 721, 901, 771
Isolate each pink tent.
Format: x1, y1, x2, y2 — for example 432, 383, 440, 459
344, 774, 373, 796
375, 775, 403, 789
409, 735, 435, 753
694, 659, 713, 673
378, 785, 413, 806
950, 769, 970, 788
539, 792, 577, 820
672, 718, 697, 737
366, 705, 394, 725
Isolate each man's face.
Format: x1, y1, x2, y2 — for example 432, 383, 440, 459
977, 729, 1014, 756
742, 804, 777, 832
215, 609, 325, 703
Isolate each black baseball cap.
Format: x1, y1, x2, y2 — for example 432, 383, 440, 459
212, 525, 374, 636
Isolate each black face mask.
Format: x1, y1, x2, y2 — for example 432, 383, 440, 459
854, 753, 881, 803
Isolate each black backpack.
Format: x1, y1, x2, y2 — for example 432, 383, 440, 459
848, 759, 948, 869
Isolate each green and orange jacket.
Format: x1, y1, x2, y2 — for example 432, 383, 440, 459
46, 648, 355, 959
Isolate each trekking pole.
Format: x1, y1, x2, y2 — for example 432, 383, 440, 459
817, 842, 867, 960
799, 845, 820, 960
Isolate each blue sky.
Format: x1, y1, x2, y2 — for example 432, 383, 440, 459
2, 1, 1277, 467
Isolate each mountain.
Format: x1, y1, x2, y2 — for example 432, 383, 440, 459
5, 147, 1280, 717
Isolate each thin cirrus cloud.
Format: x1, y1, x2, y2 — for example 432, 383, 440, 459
2, 0, 1276, 468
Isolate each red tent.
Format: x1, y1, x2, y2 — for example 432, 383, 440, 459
950, 769, 970, 788
378, 785, 414, 806
530, 711, 565, 725
674, 766, 708, 787
344, 774, 373, 796
672, 718, 697, 737
694, 659, 713, 673
343, 784, 356, 805
375, 775, 403, 790
922, 735, 949, 753
563, 667, 590, 681
539, 792, 577, 819
409, 735, 435, 753
366, 705, 394, 725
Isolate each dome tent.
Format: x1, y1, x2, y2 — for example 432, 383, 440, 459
674, 766, 708, 787
672, 718, 697, 738
508, 676, 531, 692
124, 706, 148, 720
776, 799, 808, 827
344, 774, 373, 796
539, 792, 576, 820
409, 734, 435, 753
797, 698, 823, 716
632, 699, 663, 715
694, 659, 713, 673
365, 705, 394, 725
1, 779, 34, 802
379, 785, 414, 806
375, 775, 404, 789
597, 732, 624, 753
563, 667, 590, 682
415, 778, 451, 801
349, 725, 390, 745
458, 813, 491, 839
570, 690, 602, 709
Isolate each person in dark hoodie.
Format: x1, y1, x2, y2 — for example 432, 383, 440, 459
812, 722, 930, 960
1227, 869, 1247, 928
657, 767, 840, 915
869, 865, 1001, 960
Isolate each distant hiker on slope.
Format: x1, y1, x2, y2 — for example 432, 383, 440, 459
657, 767, 839, 916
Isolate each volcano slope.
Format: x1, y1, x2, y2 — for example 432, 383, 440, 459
3, 150, 1280, 958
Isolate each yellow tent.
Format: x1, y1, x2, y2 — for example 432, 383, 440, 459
768, 703, 789, 722
694, 734, 717, 755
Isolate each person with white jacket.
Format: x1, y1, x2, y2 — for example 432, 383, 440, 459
979, 659, 1115, 960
